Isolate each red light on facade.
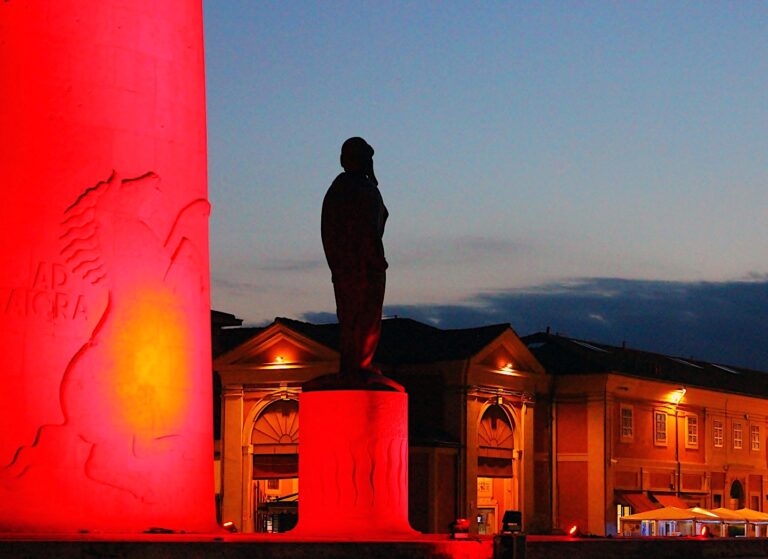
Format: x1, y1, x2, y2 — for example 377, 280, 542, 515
700, 525, 709, 537
568, 524, 580, 537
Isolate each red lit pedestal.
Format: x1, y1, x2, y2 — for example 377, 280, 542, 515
0, 1, 215, 532
294, 391, 417, 538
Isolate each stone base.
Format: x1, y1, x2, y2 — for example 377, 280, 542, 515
0, 535, 492, 559
292, 390, 416, 537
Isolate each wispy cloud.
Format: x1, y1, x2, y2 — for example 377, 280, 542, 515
252, 258, 325, 273
390, 235, 529, 268
211, 276, 269, 295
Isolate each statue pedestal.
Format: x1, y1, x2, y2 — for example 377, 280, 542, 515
293, 390, 416, 537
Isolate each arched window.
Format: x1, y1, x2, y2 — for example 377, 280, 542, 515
250, 399, 299, 533
479, 405, 514, 462
252, 399, 298, 446
252, 399, 299, 478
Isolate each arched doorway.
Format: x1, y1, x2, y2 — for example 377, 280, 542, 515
729, 479, 745, 510
251, 398, 299, 532
477, 404, 517, 535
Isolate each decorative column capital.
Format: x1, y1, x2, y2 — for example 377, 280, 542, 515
223, 386, 244, 399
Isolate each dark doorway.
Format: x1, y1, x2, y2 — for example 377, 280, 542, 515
729, 479, 744, 509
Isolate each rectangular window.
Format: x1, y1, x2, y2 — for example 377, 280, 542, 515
733, 422, 743, 450
751, 425, 761, 451
267, 479, 279, 490
686, 414, 699, 448
654, 410, 667, 446
713, 419, 724, 448
620, 405, 634, 440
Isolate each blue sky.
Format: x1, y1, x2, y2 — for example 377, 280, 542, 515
203, 2, 768, 368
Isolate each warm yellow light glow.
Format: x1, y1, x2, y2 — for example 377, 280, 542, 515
496, 362, 520, 376
110, 288, 191, 435
274, 356, 285, 363
671, 387, 687, 405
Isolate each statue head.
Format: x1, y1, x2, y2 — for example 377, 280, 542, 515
340, 137, 374, 172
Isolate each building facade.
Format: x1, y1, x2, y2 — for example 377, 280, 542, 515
525, 332, 768, 536
212, 314, 768, 537
213, 317, 551, 534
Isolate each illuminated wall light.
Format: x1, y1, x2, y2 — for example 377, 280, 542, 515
497, 362, 519, 376
672, 387, 687, 405
274, 356, 285, 364
568, 524, 581, 537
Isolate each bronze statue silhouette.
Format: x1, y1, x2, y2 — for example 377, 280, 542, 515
306, 137, 402, 392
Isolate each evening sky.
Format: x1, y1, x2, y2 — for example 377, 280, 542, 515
203, 2, 768, 368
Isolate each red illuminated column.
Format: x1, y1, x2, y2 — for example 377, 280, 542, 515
295, 391, 416, 538
0, 1, 216, 532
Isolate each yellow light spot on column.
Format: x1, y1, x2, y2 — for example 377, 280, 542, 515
110, 288, 191, 435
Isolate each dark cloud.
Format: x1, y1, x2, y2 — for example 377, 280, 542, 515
330, 278, 768, 371
302, 311, 337, 324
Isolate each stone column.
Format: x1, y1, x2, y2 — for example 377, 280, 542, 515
521, 401, 536, 532
0, 1, 214, 532
221, 387, 245, 528
586, 396, 607, 535
241, 444, 255, 532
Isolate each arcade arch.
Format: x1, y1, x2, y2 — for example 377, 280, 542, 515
476, 403, 520, 534
244, 397, 300, 532
729, 479, 745, 510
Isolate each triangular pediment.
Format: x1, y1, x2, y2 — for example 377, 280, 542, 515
472, 329, 546, 376
214, 322, 338, 371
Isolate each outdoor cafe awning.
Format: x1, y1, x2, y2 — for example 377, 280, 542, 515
710, 507, 752, 523
622, 506, 712, 522
735, 508, 768, 523
619, 492, 659, 513
652, 493, 689, 509
688, 507, 720, 520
